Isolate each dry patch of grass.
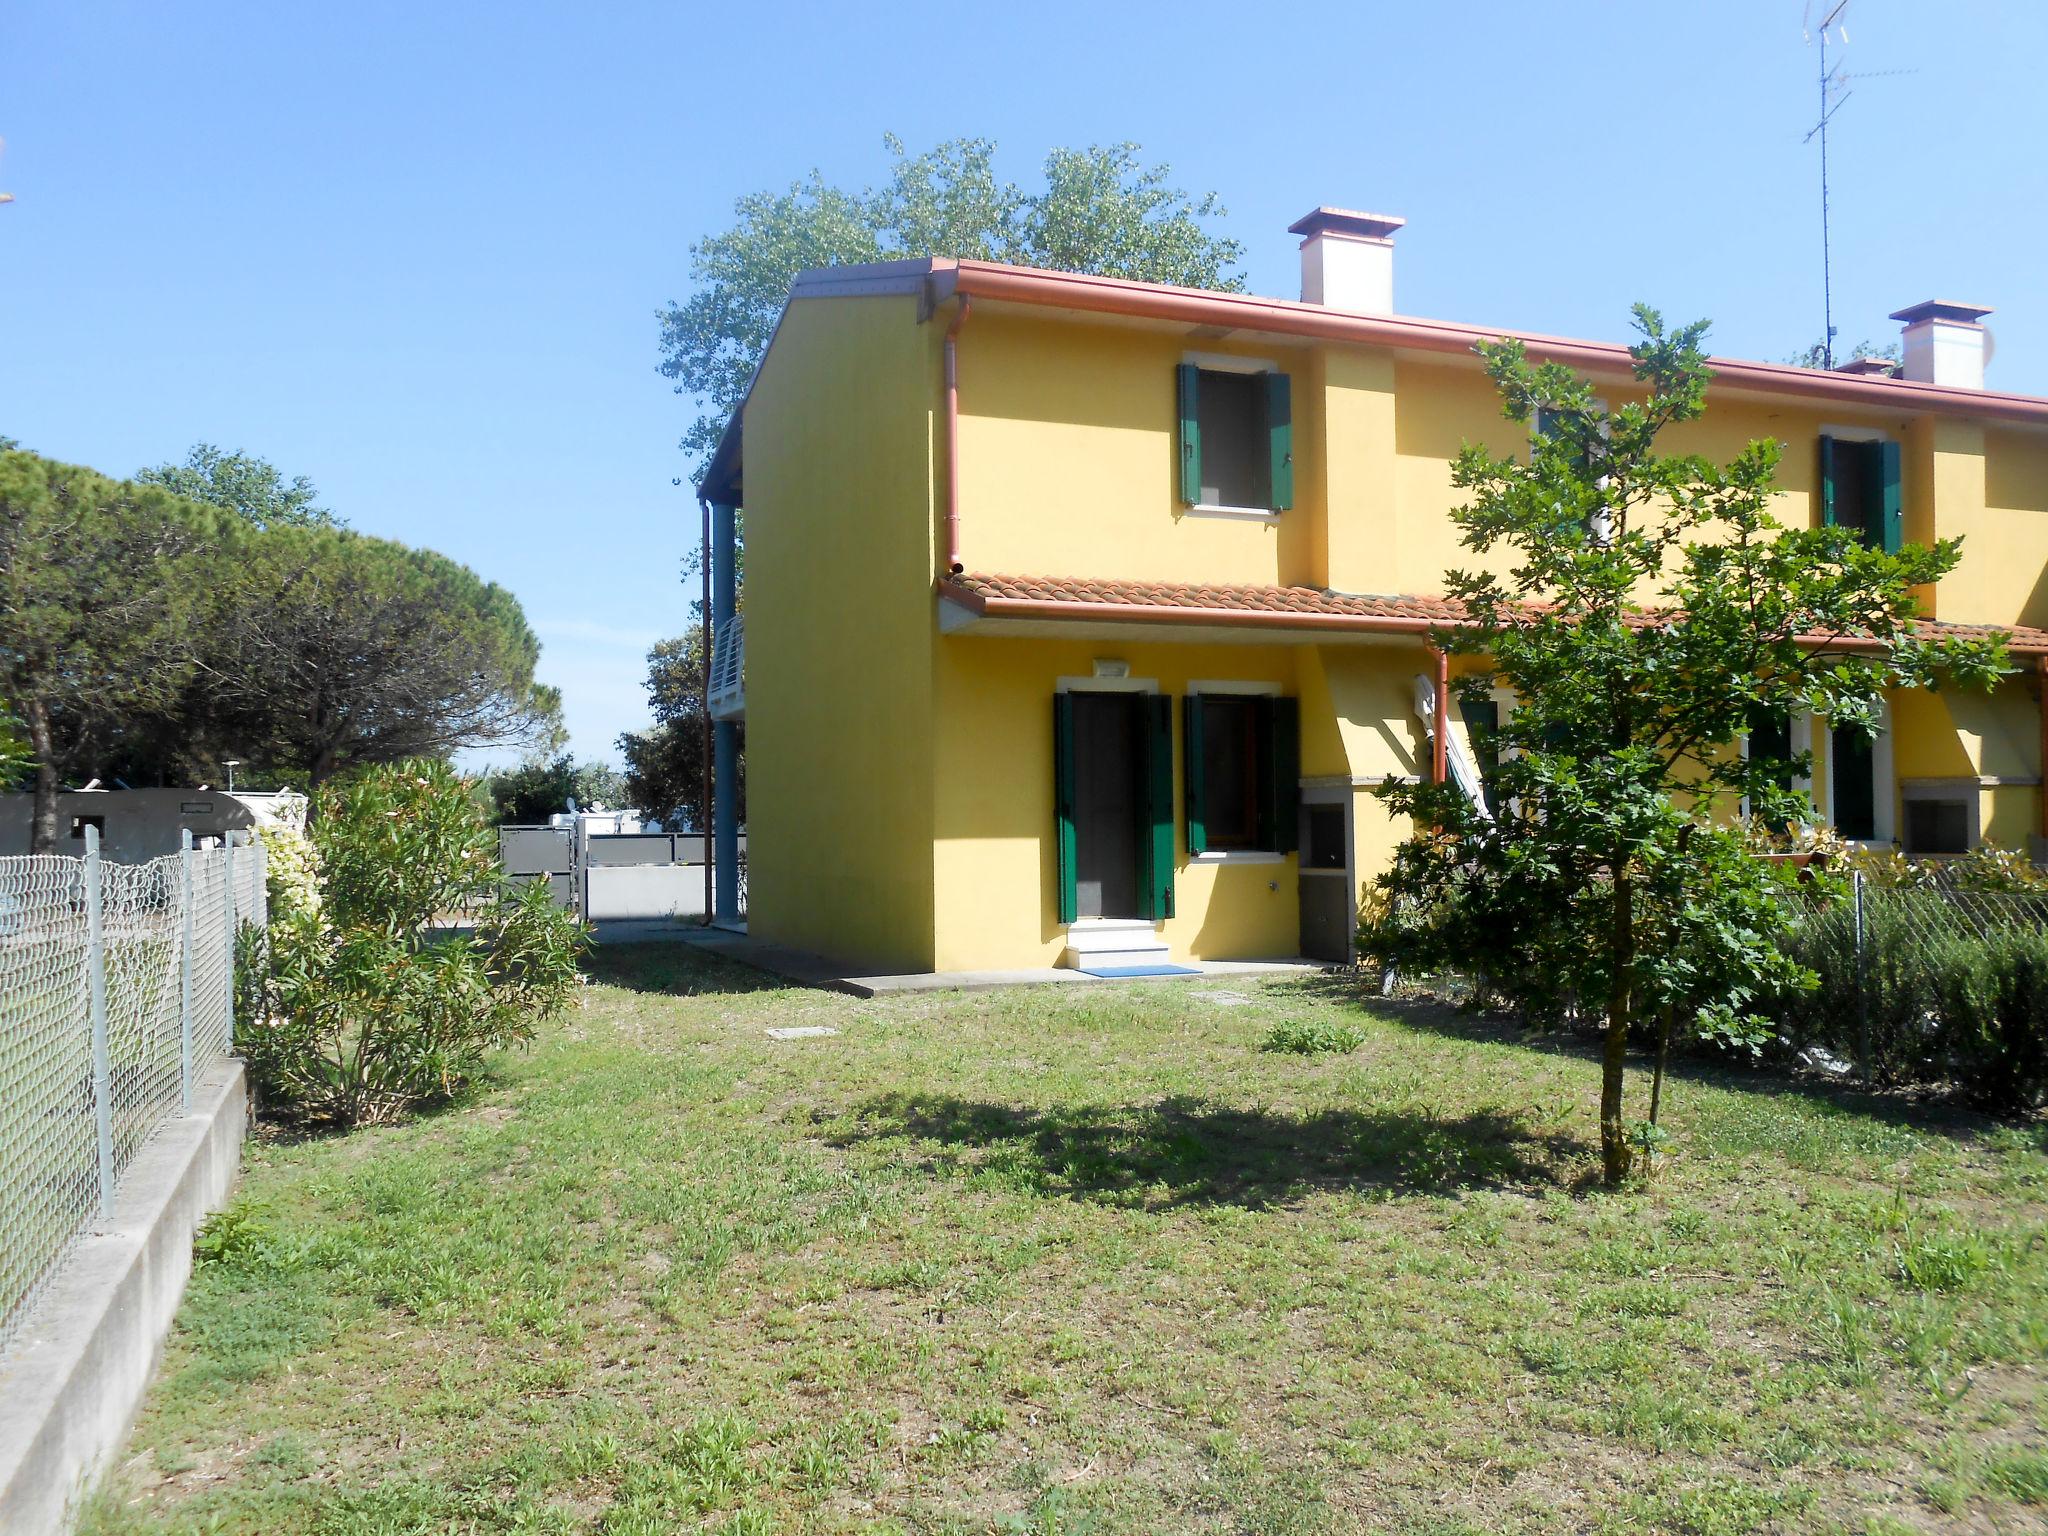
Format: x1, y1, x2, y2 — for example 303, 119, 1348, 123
82, 943, 2048, 1535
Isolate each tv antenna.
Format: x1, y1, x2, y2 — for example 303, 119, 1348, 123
1801, 2, 1912, 369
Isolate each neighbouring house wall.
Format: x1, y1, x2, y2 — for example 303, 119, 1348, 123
742, 295, 940, 974
929, 634, 1311, 971
1976, 428, 2048, 629
954, 311, 1320, 588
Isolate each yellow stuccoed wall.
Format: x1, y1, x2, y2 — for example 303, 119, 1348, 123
741, 296, 2048, 974
742, 294, 942, 973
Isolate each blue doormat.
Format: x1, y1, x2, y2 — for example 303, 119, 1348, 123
1079, 963, 1200, 978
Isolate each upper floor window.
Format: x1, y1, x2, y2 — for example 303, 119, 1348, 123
1819, 434, 1902, 553
1176, 361, 1293, 515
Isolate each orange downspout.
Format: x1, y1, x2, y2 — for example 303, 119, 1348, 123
942, 296, 973, 575
1432, 646, 1450, 786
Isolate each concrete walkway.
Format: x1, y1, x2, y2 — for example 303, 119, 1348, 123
589, 919, 1328, 997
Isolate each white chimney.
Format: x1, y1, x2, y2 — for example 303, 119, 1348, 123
1290, 207, 1404, 313
1890, 300, 1993, 389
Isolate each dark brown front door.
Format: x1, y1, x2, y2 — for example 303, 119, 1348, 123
1070, 692, 1144, 919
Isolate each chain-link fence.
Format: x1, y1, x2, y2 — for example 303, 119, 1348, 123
0, 827, 266, 1359
1777, 869, 2048, 1092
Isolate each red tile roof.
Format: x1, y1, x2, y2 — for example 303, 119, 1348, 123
942, 572, 2048, 654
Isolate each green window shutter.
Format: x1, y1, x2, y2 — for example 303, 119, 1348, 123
1260, 697, 1301, 855
1141, 693, 1176, 919
1176, 363, 1202, 506
1264, 371, 1293, 511
1182, 694, 1207, 856
1878, 439, 1903, 554
1819, 435, 1839, 528
1053, 693, 1077, 925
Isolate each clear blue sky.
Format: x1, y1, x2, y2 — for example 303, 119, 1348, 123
4, 1, 2042, 766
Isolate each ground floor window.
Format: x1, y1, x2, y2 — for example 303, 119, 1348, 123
1183, 693, 1299, 856
1831, 722, 1878, 841
1053, 689, 1174, 924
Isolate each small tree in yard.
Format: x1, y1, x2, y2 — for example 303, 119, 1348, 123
246, 760, 585, 1128
1366, 308, 2008, 1185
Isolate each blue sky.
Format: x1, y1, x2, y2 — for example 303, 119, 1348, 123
3, 1, 2043, 766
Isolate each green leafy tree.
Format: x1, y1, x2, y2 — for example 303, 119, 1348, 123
617, 630, 734, 833
0, 705, 28, 788
487, 753, 627, 824
184, 526, 561, 786
137, 443, 339, 530
0, 449, 226, 850
1365, 308, 2006, 1185
1784, 338, 1900, 371
659, 135, 1246, 470
245, 759, 585, 1127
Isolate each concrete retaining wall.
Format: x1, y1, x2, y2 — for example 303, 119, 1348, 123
0, 1063, 247, 1536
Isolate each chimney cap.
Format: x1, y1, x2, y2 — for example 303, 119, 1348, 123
1888, 299, 1994, 326
1288, 206, 1405, 243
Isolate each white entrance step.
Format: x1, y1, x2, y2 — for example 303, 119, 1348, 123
1060, 918, 1170, 971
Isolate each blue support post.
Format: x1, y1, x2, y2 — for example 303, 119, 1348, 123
712, 499, 741, 925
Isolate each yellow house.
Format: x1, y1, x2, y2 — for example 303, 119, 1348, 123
696, 209, 2048, 977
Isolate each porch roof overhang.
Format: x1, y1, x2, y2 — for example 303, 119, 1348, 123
937, 571, 2048, 657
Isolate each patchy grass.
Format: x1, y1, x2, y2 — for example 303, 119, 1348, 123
82, 944, 2048, 1534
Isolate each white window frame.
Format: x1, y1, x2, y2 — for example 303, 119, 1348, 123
1821, 699, 1894, 846
1187, 679, 1288, 864
1738, 710, 1815, 820
1181, 351, 1284, 522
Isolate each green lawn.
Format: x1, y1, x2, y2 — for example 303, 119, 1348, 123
83, 943, 2048, 1535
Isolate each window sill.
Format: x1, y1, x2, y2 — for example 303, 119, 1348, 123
1189, 849, 1288, 866
1183, 503, 1281, 523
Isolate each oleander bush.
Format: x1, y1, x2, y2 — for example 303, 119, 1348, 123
241, 759, 585, 1127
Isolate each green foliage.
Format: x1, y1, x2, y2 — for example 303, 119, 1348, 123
659, 134, 1245, 470
1771, 888, 2048, 1109
486, 752, 626, 824
1259, 1018, 1365, 1055
243, 760, 586, 1127
0, 448, 227, 849
170, 523, 561, 784
0, 705, 27, 788
618, 629, 736, 832
136, 442, 339, 530
1783, 337, 1901, 371
1363, 306, 2005, 1182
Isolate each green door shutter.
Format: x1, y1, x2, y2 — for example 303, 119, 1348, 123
1053, 693, 1077, 924
1182, 694, 1207, 856
1878, 439, 1903, 554
1264, 371, 1293, 511
1461, 697, 1501, 813
1141, 693, 1176, 920
1819, 435, 1839, 528
1260, 697, 1301, 855
1176, 363, 1202, 506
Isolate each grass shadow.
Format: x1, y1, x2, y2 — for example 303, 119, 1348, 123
580, 938, 793, 998
834, 1091, 1586, 1208
1269, 971, 2018, 1144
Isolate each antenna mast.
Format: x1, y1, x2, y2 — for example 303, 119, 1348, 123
1804, 0, 1852, 370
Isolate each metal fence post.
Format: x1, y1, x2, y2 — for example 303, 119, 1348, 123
179, 828, 195, 1114
85, 825, 114, 1219
1853, 869, 1870, 1082
223, 831, 238, 1052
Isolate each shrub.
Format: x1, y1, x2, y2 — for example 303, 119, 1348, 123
1261, 1019, 1365, 1055
242, 760, 585, 1127
1770, 883, 2048, 1109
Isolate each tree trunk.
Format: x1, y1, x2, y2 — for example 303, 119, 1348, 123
1649, 1003, 1675, 1127
23, 697, 60, 855
1600, 872, 1635, 1185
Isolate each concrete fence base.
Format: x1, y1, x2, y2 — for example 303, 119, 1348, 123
0, 1062, 248, 1536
